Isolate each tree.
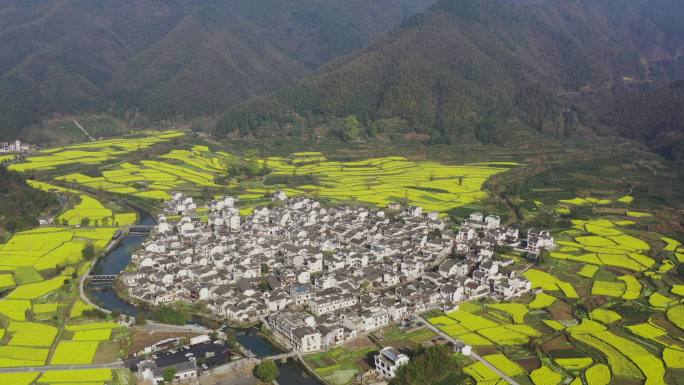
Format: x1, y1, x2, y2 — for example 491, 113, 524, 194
367, 121, 379, 138
135, 313, 146, 325
246, 158, 260, 177
255, 360, 279, 383
226, 329, 240, 351
152, 306, 189, 325
261, 158, 271, 175
391, 345, 459, 385
83, 309, 108, 319
342, 115, 360, 141
82, 242, 95, 260
80, 217, 90, 226
261, 263, 270, 276
163, 367, 177, 383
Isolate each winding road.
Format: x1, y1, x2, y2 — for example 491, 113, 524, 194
79, 257, 112, 314
416, 315, 521, 385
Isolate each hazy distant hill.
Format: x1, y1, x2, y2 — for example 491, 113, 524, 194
217, 0, 684, 148
0, 0, 436, 138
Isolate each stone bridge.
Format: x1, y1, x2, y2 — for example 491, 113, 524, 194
87, 274, 117, 282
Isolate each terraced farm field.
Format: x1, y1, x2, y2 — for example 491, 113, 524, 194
4, 133, 684, 385
0, 227, 118, 272
38, 368, 113, 382
253, 152, 514, 212
57, 195, 137, 226
7, 131, 184, 172
53, 144, 231, 201
0, 155, 133, 379
0, 155, 15, 163
428, 301, 543, 348
49, 148, 512, 216
426, 188, 684, 385
0, 222, 122, 369
551, 219, 655, 272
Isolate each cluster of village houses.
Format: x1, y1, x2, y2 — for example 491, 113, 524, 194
121, 192, 554, 355
0, 139, 30, 153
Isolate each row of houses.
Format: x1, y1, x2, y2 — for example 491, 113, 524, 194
0, 140, 30, 153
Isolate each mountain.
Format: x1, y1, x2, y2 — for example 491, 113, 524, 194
216, 0, 684, 146
606, 81, 684, 161
0, 0, 436, 139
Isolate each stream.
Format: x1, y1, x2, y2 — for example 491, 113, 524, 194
85, 208, 322, 384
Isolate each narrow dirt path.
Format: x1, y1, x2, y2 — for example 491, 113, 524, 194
73, 120, 95, 142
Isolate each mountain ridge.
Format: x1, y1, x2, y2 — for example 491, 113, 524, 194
0, 0, 437, 138
215, 0, 684, 155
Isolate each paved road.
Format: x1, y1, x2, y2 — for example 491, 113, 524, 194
78, 258, 113, 314
0, 361, 122, 373
78, 263, 113, 314
142, 321, 215, 334
417, 315, 521, 385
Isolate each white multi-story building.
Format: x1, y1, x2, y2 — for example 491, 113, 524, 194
267, 312, 322, 353
375, 347, 409, 379
309, 291, 358, 316
361, 307, 390, 332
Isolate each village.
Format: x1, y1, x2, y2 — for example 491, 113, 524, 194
0, 139, 31, 153
120, 192, 554, 360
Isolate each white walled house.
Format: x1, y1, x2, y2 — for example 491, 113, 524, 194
375, 347, 409, 379
123, 194, 546, 349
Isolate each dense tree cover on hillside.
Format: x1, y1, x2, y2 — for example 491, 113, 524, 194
0, 166, 58, 233
216, 0, 684, 148
2, 0, 683, 157
0, 0, 436, 140
604, 81, 684, 162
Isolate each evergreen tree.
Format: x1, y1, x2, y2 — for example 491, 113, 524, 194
82, 242, 95, 260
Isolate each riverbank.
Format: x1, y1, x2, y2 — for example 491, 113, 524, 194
80, 203, 325, 385
232, 328, 324, 385
78, 229, 129, 315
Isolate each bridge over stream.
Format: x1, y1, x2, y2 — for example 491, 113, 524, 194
128, 225, 154, 234
86, 274, 117, 282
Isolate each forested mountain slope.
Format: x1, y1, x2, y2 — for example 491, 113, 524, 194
217, 0, 684, 148
606, 81, 684, 161
0, 0, 436, 138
